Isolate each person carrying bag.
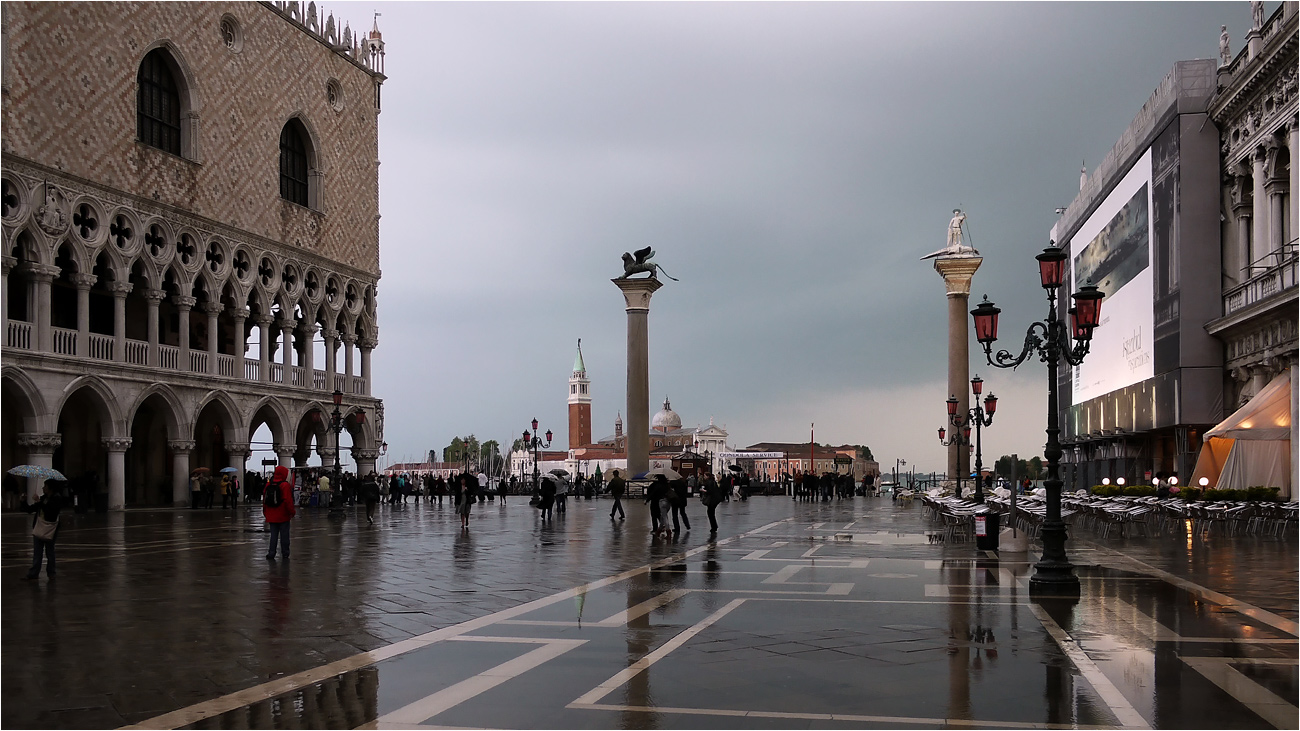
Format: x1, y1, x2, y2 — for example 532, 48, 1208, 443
22, 482, 63, 580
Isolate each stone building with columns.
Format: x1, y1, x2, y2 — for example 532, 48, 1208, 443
1055, 2, 1297, 489
1, 2, 388, 507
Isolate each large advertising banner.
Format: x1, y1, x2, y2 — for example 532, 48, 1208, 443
1069, 149, 1154, 404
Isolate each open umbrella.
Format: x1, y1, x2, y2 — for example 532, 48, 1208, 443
644, 466, 683, 481
7, 465, 66, 481
190, 466, 210, 475
219, 467, 239, 474
549, 468, 570, 477
727, 465, 744, 472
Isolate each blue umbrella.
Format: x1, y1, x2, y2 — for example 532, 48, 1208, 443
219, 467, 239, 474
7, 465, 67, 481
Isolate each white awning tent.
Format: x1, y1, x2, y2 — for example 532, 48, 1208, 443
1190, 372, 1292, 497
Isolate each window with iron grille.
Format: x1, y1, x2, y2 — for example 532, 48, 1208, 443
279, 121, 309, 206
137, 49, 181, 155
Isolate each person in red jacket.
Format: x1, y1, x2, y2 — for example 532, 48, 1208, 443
263, 465, 296, 560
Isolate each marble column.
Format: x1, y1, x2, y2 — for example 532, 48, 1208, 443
613, 277, 664, 477
1, 256, 14, 343
108, 281, 132, 362
70, 272, 95, 357
301, 323, 318, 388
358, 337, 376, 396
354, 448, 380, 478
230, 306, 250, 374
1251, 147, 1269, 264
227, 442, 251, 490
256, 314, 275, 383
933, 254, 982, 496
169, 439, 195, 506
16, 432, 61, 502
104, 436, 132, 510
323, 328, 339, 391
279, 317, 296, 382
144, 288, 166, 366
174, 295, 196, 371
28, 263, 57, 353
342, 332, 356, 394
202, 301, 223, 375
275, 445, 297, 468
1289, 117, 1299, 244
1232, 173, 1254, 284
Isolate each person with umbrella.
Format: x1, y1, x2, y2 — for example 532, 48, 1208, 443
21, 478, 65, 580
537, 476, 556, 520
190, 467, 207, 508
645, 474, 669, 536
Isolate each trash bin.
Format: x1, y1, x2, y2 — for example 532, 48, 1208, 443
974, 512, 1000, 551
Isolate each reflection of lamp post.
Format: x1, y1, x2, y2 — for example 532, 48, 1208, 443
522, 418, 552, 495
970, 243, 1105, 597
937, 425, 970, 497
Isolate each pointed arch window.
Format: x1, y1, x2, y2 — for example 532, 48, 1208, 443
279, 120, 311, 207
137, 49, 182, 154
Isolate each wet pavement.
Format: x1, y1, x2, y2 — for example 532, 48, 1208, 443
3, 496, 1295, 729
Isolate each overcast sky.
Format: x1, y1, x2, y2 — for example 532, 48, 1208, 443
354, 1, 1258, 473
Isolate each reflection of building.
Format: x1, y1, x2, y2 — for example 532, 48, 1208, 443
1056, 5, 1296, 493
1, 4, 388, 506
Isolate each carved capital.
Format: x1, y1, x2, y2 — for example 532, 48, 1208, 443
612, 277, 664, 312
102, 437, 133, 452
69, 272, 97, 290
172, 295, 196, 309
254, 314, 276, 327
351, 448, 381, 461
16, 432, 62, 452
276, 316, 297, 331
340, 332, 357, 345
274, 445, 298, 458
228, 306, 251, 320
298, 322, 320, 336
1, 255, 16, 275
143, 288, 167, 304
225, 442, 252, 458
200, 301, 225, 317
106, 280, 133, 297
317, 446, 338, 460
322, 328, 340, 341
357, 337, 378, 350
23, 263, 60, 283
168, 439, 197, 453
933, 256, 984, 297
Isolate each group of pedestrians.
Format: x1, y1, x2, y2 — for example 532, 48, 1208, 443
792, 472, 857, 501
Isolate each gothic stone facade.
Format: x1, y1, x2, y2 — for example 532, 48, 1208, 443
1, 2, 387, 508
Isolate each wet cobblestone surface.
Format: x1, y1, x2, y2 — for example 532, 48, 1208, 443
3, 496, 1296, 729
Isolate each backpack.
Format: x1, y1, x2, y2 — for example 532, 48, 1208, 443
263, 480, 284, 508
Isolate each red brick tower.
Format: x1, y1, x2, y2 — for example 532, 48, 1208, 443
568, 339, 592, 449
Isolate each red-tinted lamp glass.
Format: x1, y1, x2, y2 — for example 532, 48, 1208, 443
1036, 245, 1067, 289
332, 389, 344, 406
971, 297, 1001, 344
356, 411, 365, 424
1072, 281, 1104, 332
970, 375, 983, 396
545, 430, 553, 442
938, 427, 946, 441
1068, 307, 1086, 340
984, 393, 997, 415
946, 396, 959, 416
523, 430, 530, 443
531, 418, 539, 432
962, 425, 972, 440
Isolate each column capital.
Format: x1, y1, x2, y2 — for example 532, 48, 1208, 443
173, 294, 196, 309
69, 272, 97, 290
143, 288, 167, 304
317, 446, 338, 460
298, 322, 320, 335
274, 445, 298, 459
199, 300, 225, 316
322, 328, 340, 340
225, 442, 252, 457
102, 436, 133, 453
612, 276, 664, 312
24, 263, 60, 282
932, 255, 983, 297
340, 331, 357, 344
228, 306, 251, 320
254, 313, 276, 327
276, 316, 297, 330
105, 280, 133, 297
1, 255, 17, 275
352, 448, 381, 461
357, 336, 378, 350
16, 432, 62, 452
168, 439, 197, 453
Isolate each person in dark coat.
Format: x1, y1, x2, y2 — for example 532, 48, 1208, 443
457, 473, 476, 528
538, 477, 556, 520
262, 466, 296, 560
362, 473, 380, 523
704, 473, 724, 533
646, 475, 669, 534
607, 470, 626, 520
21, 483, 64, 580
669, 478, 691, 532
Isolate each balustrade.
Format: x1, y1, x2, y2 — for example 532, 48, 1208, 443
6, 321, 31, 349
217, 354, 237, 378
1223, 249, 1297, 316
89, 333, 115, 361
159, 344, 179, 370
352, 377, 367, 395
291, 366, 306, 388
52, 327, 77, 355
313, 369, 327, 390
189, 350, 208, 373
244, 358, 260, 381
124, 339, 148, 365
333, 373, 346, 392
269, 362, 284, 383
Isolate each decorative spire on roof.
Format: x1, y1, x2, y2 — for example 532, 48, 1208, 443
573, 338, 586, 376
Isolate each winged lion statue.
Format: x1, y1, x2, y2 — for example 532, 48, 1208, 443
618, 246, 678, 281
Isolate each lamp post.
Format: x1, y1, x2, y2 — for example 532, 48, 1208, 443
894, 458, 906, 492
329, 389, 364, 514
945, 377, 999, 503
936, 424, 971, 497
970, 243, 1105, 597
522, 418, 552, 496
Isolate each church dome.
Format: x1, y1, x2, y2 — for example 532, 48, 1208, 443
652, 397, 682, 431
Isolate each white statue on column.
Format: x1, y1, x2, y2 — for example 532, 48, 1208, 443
1219, 25, 1231, 66
922, 209, 979, 259
1251, 1, 1264, 31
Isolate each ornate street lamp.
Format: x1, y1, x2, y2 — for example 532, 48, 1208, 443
970, 242, 1105, 597
522, 419, 553, 495
328, 389, 364, 514
945, 375, 999, 503
937, 422, 969, 498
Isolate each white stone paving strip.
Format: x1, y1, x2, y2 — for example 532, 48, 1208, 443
122, 519, 792, 730
569, 598, 748, 707
572, 702, 1126, 729
374, 637, 586, 727
1182, 657, 1299, 730
1027, 603, 1150, 730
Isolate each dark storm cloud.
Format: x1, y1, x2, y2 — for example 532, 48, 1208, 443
362, 1, 1255, 470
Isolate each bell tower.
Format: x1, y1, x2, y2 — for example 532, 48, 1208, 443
568, 339, 592, 449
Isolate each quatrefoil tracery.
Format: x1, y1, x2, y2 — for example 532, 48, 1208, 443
1, 180, 20, 219
73, 204, 98, 240
110, 214, 134, 249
